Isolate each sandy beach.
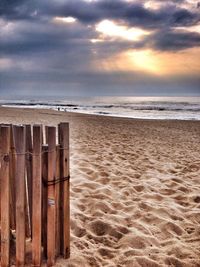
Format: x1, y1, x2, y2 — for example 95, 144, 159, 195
0, 107, 200, 267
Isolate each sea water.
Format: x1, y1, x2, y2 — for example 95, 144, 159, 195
1, 96, 200, 120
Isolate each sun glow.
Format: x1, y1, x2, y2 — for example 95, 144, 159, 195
127, 50, 161, 74
90, 39, 103, 43
144, 0, 164, 10
95, 48, 200, 76
53, 16, 76, 23
126, 48, 200, 75
96, 20, 149, 41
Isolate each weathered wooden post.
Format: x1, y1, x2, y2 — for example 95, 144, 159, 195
9, 124, 16, 231
55, 145, 61, 256
0, 125, 11, 267
42, 144, 48, 259
47, 127, 56, 266
32, 125, 42, 266
25, 124, 33, 237
58, 123, 70, 258
13, 125, 26, 267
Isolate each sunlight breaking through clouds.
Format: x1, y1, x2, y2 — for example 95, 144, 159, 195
53, 16, 77, 23
97, 47, 200, 77
96, 20, 150, 41
127, 50, 161, 74
144, 0, 199, 10
175, 24, 200, 34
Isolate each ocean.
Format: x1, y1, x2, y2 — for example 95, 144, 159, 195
1, 96, 200, 120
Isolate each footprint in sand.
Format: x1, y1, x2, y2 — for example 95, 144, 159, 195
89, 220, 111, 236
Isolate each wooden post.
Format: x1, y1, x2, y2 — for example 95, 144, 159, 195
45, 126, 48, 144
42, 145, 48, 259
0, 126, 11, 267
32, 125, 42, 266
13, 125, 26, 267
9, 125, 16, 230
25, 124, 33, 237
47, 127, 56, 266
58, 123, 70, 258
55, 145, 61, 257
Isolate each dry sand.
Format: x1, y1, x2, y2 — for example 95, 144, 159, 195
0, 107, 200, 267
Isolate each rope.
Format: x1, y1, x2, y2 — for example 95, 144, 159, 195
0, 147, 69, 161
43, 175, 70, 187
0, 147, 70, 186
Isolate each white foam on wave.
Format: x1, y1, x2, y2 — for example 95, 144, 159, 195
1, 96, 200, 120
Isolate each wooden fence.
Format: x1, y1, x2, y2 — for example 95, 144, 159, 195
0, 123, 70, 267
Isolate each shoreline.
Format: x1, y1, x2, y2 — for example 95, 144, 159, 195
0, 106, 200, 123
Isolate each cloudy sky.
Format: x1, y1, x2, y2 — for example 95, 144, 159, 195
0, 0, 200, 98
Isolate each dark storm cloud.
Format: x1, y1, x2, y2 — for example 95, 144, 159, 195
1, 0, 200, 28
0, 0, 35, 20
146, 30, 200, 51
1, 0, 200, 53
0, 20, 96, 56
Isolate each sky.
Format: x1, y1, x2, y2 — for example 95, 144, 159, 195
0, 0, 200, 98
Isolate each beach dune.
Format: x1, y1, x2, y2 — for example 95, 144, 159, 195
0, 107, 199, 267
